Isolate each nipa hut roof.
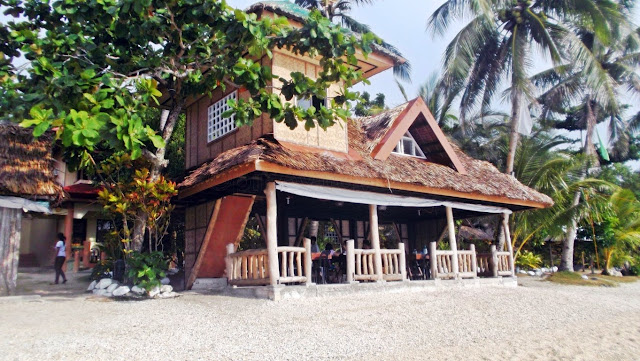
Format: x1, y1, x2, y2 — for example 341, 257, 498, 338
0, 123, 63, 199
179, 102, 554, 209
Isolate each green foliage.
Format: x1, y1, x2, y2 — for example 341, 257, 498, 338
97, 153, 177, 252
354, 92, 386, 117
90, 260, 114, 281
126, 251, 168, 291
95, 231, 125, 261
515, 250, 542, 270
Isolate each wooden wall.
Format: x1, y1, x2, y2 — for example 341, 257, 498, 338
183, 201, 217, 284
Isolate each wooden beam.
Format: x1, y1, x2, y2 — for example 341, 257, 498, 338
369, 204, 384, 281
186, 198, 222, 290
178, 163, 256, 199
294, 217, 309, 247
446, 206, 459, 278
254, 212, 267, 245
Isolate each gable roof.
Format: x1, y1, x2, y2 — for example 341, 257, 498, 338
0, 123, 63, 200
366, 97, 466, 174
178, 99, 553, 209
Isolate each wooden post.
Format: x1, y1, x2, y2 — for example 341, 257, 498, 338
399, 242, 407, 281
63, 203, 73, 272
445, 206, 459, 278
368, 204, 383, 281
0, 207, 22, 296
490, 245, 499, 278
265, 182, 280, 286
470, 244, 478, 278
303, 237, 312, 285
346, 239, 355, 283
73, 250, 80, 272
502, 217, 516, 276
225, 243, 235, 281
429, 241, 437, 280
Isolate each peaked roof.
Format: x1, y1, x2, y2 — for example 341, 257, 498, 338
178, 99, 554, 209
365, 97, 466, 174
0, 123, 63, 200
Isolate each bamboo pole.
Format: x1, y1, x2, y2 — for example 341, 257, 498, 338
304, 238, 312, 285
470, 244, 478, 278
490, 245, 499, 277
445, 206, 459, 278
429, 241, 437, 280
368, 204, 384, 281
399, 242, 407, 281
265, 182, 280, 285
347, 239, 355, 282
225, 243, 235, 280
502, 217, 516, 276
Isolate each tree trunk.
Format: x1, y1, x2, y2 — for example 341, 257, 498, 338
131, 104, 183, 252
0, 207, 22, 296
560, 98, 598, 272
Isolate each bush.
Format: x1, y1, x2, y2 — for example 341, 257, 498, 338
516, 250, 542, 270
126, 251, 168, 291
90, 260, 114, 281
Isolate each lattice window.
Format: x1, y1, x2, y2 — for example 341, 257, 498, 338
207, 91, 237, 142
393, 132, 426, 158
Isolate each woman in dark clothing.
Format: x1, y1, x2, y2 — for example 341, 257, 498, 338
54, 233, 67, 284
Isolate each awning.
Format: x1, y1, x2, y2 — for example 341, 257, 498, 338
275, 181, 511, 215
0, 196, 51, 214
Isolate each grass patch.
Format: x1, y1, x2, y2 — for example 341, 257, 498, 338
598, 275, 640, 283
547, 271, 618, 287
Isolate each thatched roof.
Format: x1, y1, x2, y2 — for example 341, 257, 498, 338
179, 101, 554, 209
0, 123, 63, 199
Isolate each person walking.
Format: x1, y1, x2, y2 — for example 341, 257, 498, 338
54, 233, 68, 284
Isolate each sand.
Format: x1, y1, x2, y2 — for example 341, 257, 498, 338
1, 270, 639, 360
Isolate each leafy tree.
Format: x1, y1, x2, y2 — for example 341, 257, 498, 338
1, 0, 376, 250
354, 91, 386, 116
294, 0, 411, 82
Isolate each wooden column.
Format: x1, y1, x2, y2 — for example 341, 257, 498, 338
502, 217, 516, 276
490, 245, 499, 277
398, 242, 407, 281
225, 243, 235, 281
0, 207, 22, 296
445, 206, 459, 278
368, 204, 383, 281
265, 182, 280, 286
63, 203, 73, 272
470, 244, 478, 278
346, 239, 355, 283
429, 241, 437, 280
303, 238, 312, 285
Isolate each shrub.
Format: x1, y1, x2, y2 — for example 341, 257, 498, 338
126, 251, 168, 291
516, 250, 542, 270
90, 260, 114, 281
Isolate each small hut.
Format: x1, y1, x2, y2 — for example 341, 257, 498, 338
0, 123, 62, 295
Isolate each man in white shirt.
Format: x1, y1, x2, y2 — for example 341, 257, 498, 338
54, 233, 68, 284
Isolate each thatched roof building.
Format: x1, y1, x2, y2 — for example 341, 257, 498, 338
0, 123, 62, 200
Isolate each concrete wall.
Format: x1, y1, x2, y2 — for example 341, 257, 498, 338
21, 216, 58, 266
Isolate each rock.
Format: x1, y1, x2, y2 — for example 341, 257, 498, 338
131, 285, 145, 295
160, 277, 171, 285
518, 269, 527, 274
161, 285, 173, 293
104, 292, 112, 297
93, 289, 107, 296
106, 283, 119, 293
527, 271, 535, 276
534, 270, 543, 277
87, 280, 97, 292
113, 286, 130, 297
167, 268, 179, 275
148, 286, 160, 298
581, 275, 589, 280
159, 292, 179, 299
606, 269, 623, 277
552, 266, 558, 272
97, 278, 113, 289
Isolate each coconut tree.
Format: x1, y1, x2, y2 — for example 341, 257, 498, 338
294, 0, 412, 82
532, 20, 640, 270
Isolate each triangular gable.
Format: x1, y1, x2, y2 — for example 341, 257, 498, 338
370, 97, 467, 174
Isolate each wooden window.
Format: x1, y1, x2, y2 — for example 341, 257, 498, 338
207, 91, 237, 142
392, 132, 425, 158
296, 90, 327, 111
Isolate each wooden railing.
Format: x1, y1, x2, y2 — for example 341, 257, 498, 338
345, 240, 407, 282
476, 245, 514, 277
277, 246, 309, 284
457, 245, 477, 278
380, 243, 407, 281
226, 248, 270, 286
226, 239, 312, 286
429, 242, 477, 279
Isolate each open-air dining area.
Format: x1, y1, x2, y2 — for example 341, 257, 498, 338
218, 181, 517, 299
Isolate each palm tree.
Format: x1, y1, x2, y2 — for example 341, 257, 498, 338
294, 0, 412, 82
533, 20, 639, 271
